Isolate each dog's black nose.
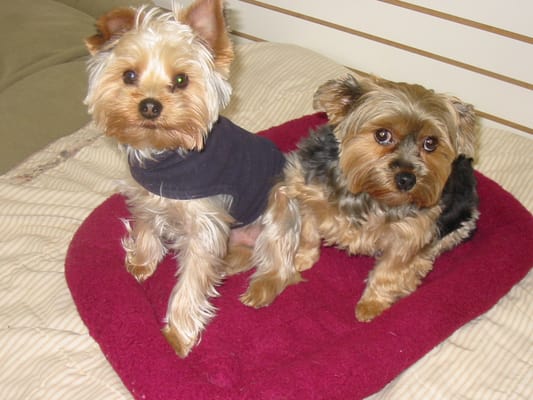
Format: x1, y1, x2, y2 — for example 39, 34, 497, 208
395, 172, 416, 191
139, 98, 163, 120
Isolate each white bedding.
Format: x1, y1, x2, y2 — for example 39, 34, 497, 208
0, 43, 531, 399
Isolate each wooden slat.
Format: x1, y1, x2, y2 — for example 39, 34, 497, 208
380, 0, 533, 44
239, 0, 532, 90
233, 0, 532, 135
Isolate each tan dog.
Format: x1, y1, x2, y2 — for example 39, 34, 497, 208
84, 0, 285, 357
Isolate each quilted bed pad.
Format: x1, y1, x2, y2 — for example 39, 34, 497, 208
65, 113, 533, 400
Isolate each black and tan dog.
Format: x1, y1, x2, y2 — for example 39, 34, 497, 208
242, 74, 479, 322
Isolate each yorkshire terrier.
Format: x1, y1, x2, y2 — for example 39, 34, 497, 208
241, 74, 479, 322
84, 0, 285, 357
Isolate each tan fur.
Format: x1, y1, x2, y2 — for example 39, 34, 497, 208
242, 75, 479, 322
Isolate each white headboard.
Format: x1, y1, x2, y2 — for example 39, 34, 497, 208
156, 0, 533, 137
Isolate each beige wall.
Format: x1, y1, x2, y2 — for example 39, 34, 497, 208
156, 0, 533, 137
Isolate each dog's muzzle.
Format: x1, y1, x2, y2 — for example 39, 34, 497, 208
395, 172, 416, 191
139, 98, 163, 120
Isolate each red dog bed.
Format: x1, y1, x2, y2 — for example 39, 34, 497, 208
66, 113, 533, 400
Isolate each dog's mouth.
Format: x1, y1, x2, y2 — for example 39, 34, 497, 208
365, 184, 434, 209
140, 121, 159, 130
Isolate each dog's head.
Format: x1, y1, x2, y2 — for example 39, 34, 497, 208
313, 74, 478, 208
84, 0, 233, 153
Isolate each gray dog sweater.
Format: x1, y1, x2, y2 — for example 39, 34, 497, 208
129, 117, 285, 227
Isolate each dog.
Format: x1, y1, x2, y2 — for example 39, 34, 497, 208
241, 74, 479, 323
84, 0, 285, 357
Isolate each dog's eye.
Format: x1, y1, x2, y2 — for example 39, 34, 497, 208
423, 136, 439, 152
123, 70, 138, 85
374, 129, 393, 145
173, 73, 189, 90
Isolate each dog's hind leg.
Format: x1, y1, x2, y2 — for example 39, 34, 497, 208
241, 184, 304, 308
223, 221, 262, 275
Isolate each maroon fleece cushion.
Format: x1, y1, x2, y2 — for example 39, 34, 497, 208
66, 113, 533, 400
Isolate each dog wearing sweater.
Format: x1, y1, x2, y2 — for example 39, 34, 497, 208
84, 0, 284, 357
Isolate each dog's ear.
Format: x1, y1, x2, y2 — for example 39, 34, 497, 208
85, 8, 137, 55
313, 74, 366, 124
179, 0, 233, 77
450, 98, 478, 158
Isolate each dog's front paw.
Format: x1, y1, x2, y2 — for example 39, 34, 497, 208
126, 262, 155, 282
162, 324, 194, 358
241, 285, 275, 309
241, 272, 301, 308
355, 299, 389, 322
294, 248, 319, 272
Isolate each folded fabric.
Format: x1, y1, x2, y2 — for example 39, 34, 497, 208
66, 113, 533, 400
